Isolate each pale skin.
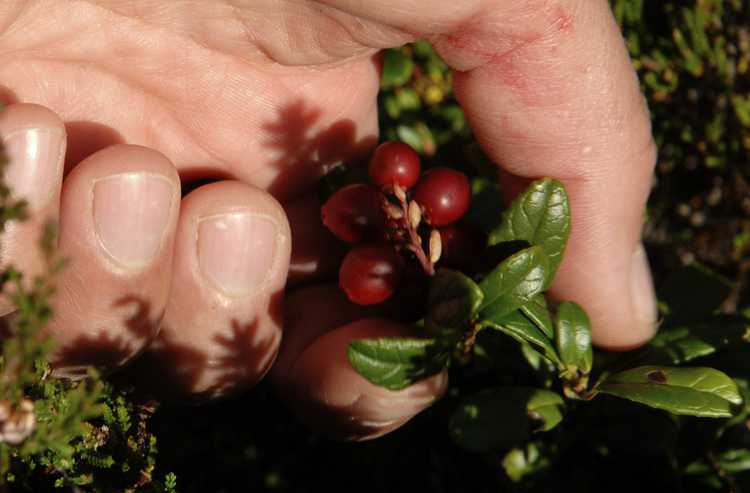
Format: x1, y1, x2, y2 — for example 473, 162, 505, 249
0, 0, 657, 439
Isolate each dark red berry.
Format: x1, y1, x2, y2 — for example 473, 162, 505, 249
439, 224, 485, 269
339, 243, 402, 305
368, 141, 421, 189
321, 184, 386, 243
413, 167, 471, 226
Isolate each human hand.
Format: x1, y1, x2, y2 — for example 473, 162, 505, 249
0, 0, 656, 440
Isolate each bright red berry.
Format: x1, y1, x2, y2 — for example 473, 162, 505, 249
368, 141, 421, 189
339, 243, 402, 305
321, 184, 386, 243
412, 167, 471, 226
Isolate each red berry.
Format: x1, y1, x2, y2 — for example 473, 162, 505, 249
339, 243, 402, 305
439, 225, 485, 269
321, 184, 386, 242
413, 167, 471, 226
368, 141, 421, 189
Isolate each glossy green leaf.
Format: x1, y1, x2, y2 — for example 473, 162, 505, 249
450, 387, 564, 452
380, 50, 414, 89
488, 178, 571, 284
659, 263, 733, 322
555, 301, 593, 374
616, 315, 750, 368
484, 310, 561, 365
426, 269, 483, 334
347, 338, 448, 391
520, 293, 554, 339
632, 315, 750, 365
479, 246, 548, 320
598, 366, 743, 418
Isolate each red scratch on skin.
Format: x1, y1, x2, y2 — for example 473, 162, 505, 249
443, 5, 575, 108
443, 32, 494, 65
553, 6, 574, 34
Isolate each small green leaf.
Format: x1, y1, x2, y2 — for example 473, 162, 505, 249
396, 124, 423, 153
659, 263, 733, 322
426, 269, 483, 334
501, 443, 551, 483
598, 366, 743, 418
488, 178, 571, 285
479, 246, 548, 320
483, 310, 561, 365
450, 387, 565, 452
520, 294, 554, 339
555, 301, 593, 375
347, 338, 448, 391
380, 50, 414, 89
686, 449, 750, 476
631, 315, 750, 365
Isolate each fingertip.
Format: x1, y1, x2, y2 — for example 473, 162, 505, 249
0, 103, 67, 314
49, 145, 181, 375
591, 243, 657, 350
551, 238, 658, 351
286, 318, 448, 441
133, 180, 291, 400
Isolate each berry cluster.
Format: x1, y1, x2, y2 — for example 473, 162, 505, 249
321, 141, 477, 306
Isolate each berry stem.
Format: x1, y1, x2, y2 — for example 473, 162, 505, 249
382, 184, 437, 276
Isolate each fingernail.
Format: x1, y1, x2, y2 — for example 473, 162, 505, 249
93, 173, 174, 268
631, 243, 657, 337
3, 128, 64, 211
198, 213, 278, 297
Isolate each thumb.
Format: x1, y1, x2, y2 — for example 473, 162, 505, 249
430, 0, 657, 349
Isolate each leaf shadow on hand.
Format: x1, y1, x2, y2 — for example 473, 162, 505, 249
261, 99, 377, 200
50, 295, 162, 379
116, 289, 284, 403
287, 367, 447, 442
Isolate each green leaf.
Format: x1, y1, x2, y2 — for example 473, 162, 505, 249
555, 301, 593, 374
501, 443, 551, 483
380, 50, 414, 89
478, 246, 548, 320
483, 310, 561, 365
598, 366, 743, 418
659, 263, 733, 322
686, 449, 750, 476
632, 315, 750, 365
520, 293, 554, 339
347, 338, 448, 391
396, 124, 423, 153
450, 387, 565, 452
426, 269, 483, 334
488, 178, 571, 285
